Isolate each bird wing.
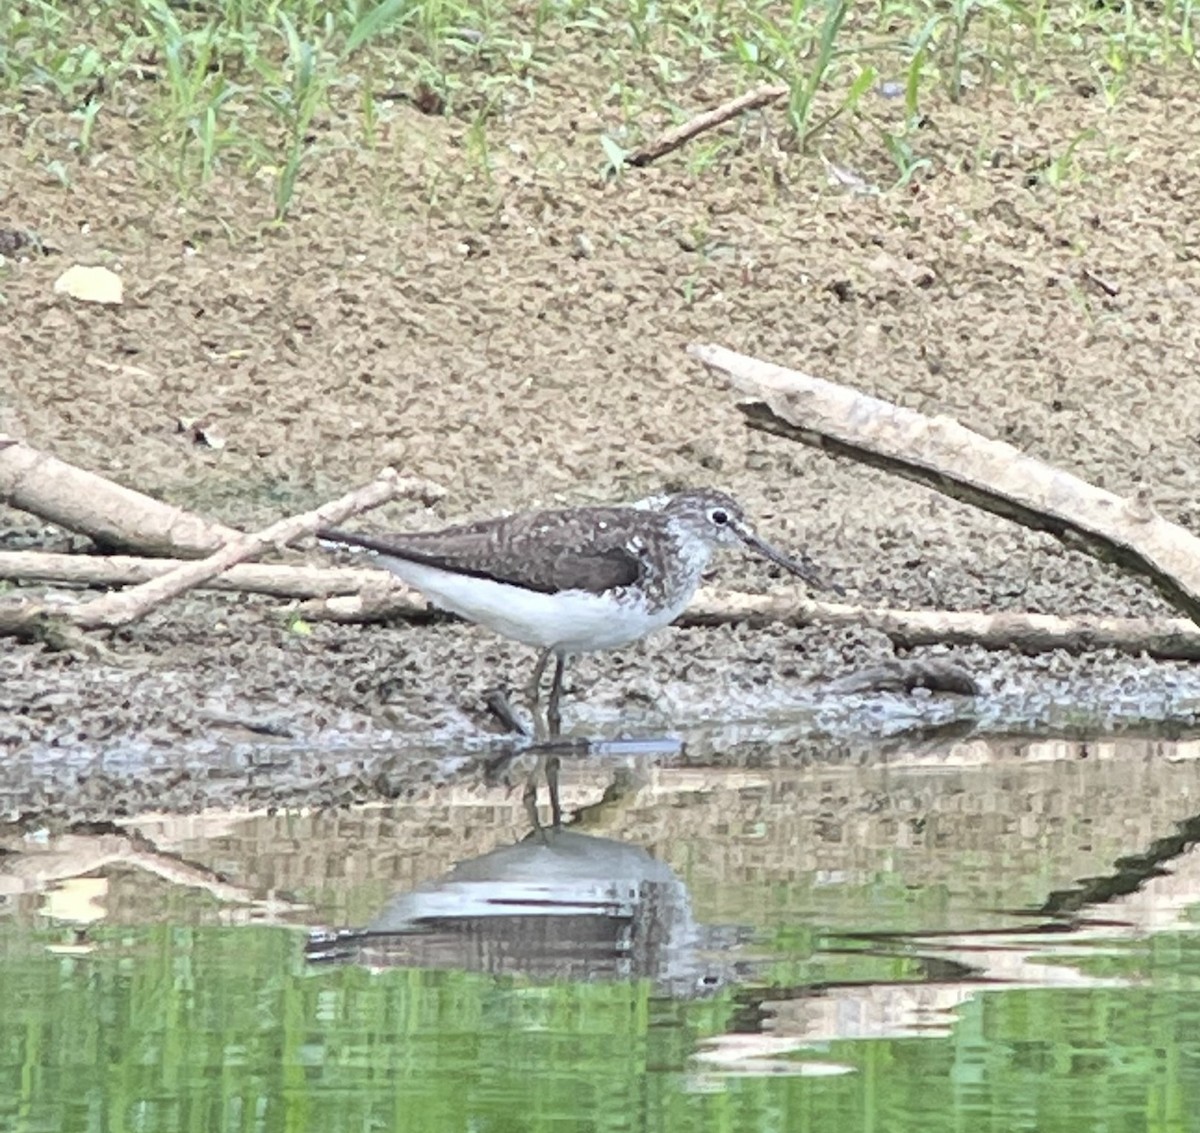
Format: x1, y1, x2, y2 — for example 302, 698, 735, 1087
319, 507, 652, 596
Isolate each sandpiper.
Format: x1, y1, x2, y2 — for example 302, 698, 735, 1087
319, 487, 835, 737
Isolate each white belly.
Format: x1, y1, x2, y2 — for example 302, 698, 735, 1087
377, 555, 685, 652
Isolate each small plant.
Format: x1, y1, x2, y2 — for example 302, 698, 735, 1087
143, 0, 242, 184
904, 16, 940, 122
686, 138, 731, 175
358, 74, 380, 148
599, 133, 628, 177
463, 98, 497, 184
254, 0, 420, 219
879, 129, 932, 188
782, 0, 853, 144
1175, 0, 1197, 58
725, 0, 875, 153
344, 0, 418, 55
257, 12, 328, 220
944, 0, 975, 103
72, 97, 103, 156
1040, 128, 1097, 187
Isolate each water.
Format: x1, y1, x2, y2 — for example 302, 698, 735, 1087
3, 734, 1200, 1132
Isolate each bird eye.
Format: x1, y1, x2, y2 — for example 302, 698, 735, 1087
710, 508, 729, 526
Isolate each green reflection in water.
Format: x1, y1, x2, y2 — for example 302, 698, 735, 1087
1, 924, 1198, 1133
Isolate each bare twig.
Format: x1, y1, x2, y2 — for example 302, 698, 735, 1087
0, 550, 402, 599
1082, 268, 1120, 297
688, 342, 1200, 623
626, 84, 788, 167
71, 470, 441, 629
686, 591, 1200, 660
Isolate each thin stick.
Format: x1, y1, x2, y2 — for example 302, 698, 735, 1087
0, 550, 408, 600
685, 590, 1200, 660
626, 84, 788, 167
289, 577, 1200, 663
71, 470, 441, 630
6, 551, 1200, 659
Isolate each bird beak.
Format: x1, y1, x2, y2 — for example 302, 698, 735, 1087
732, 520, 843, 595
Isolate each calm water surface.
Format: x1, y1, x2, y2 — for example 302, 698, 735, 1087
3, 734, 1200, 1132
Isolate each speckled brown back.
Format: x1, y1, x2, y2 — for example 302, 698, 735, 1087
319, 504, 677, 596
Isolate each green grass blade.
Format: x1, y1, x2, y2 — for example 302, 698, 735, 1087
345, 0, 415, 56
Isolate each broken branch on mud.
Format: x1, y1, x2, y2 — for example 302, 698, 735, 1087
688, 342, 1200, 624
0, 550, 411, 600
625, 83, 789, 167
70, 469, 441, 629
0, 470, 443, 639
8, 544, 1200, 659
0, 437, 241, 554
9, 401, 1200, 662
10, 524, 1200, 660
688, 591, 1200, 660
288, 581, 1200, 662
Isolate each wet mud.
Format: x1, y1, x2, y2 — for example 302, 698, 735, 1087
4, 73, 1200, 819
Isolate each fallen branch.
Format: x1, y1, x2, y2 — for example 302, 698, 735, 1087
687, 343, 1200, 624
1, 471, 443, 638
0, 436, 240, 554
626, 84, 788, 167
686, 591, 1200, 659
0, 550, 405, 599
9, 539, 1200, 658
294, 587, 430, 624
292, 577, 1200, 662
71, 470, 439, 629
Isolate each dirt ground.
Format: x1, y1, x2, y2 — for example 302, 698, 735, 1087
4, 63, 1200, 820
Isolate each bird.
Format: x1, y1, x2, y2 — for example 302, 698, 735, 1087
318, 487, 836, 739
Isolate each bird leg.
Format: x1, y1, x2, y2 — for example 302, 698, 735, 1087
523, 647, 554, 834
546, 753, 563, 828
521, 650, 569, 834
546, 653, 568, 739
526, 647, 554, 741
522, 752, 563, 836
522, 765, 544, 835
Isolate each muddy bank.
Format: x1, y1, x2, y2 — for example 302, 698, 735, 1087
4, 67, 1200, 817
5, 577, 1200, 823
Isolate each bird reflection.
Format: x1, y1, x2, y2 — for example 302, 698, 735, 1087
307, 826, 733, 998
